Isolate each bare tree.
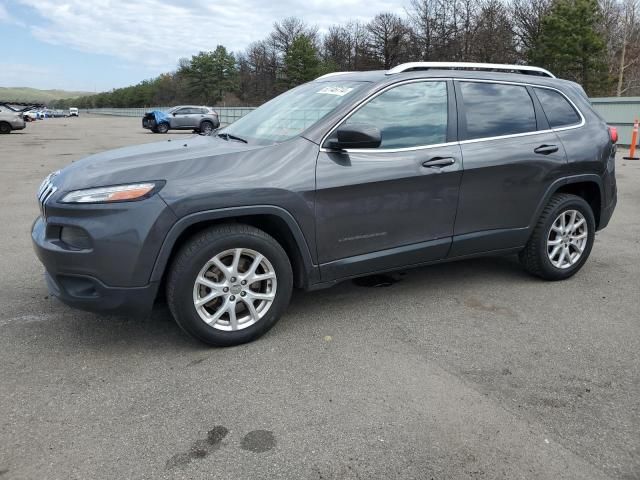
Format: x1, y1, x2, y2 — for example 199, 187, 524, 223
323, 25, 355, 70
367, 13, 411, 69
270, 17, 318, 57
238, 40, 279, 104
511, 0, 552, 60
615, 0, 640, 95
407, 0, 439, 59
471, 0, 518, 63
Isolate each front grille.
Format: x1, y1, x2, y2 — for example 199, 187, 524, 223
37, 172, 59, 217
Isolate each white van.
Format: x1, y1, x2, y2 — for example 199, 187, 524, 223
69, 107, 79, 117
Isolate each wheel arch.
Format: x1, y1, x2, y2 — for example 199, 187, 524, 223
530, 175, 604, 231
150, 206, 319, 290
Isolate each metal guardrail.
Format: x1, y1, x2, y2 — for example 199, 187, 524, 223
85, 107, 255, 127
591, 97, 640, 147
87, 99, 640, 146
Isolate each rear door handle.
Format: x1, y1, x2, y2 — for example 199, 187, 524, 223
534, 144, 559, 155
422, 156, 456, 167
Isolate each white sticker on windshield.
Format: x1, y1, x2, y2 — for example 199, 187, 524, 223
317, 86, 354, 96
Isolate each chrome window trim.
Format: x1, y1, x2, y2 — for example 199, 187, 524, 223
326, 141, 460, 154
459, 129, 553, 145
319, 77, 585, 154
457, 79, 586, 137
319, 78, 451, 153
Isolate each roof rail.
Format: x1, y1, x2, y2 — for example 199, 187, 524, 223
386, 62, 555, 78
316, 71, 353, 80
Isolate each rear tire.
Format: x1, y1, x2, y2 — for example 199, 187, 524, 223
519, 193, 595, 280
0, 122, 11, 134
200, 121, 214, 135
166, 224, 293, 346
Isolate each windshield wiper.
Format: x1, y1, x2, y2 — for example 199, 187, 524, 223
217, 132, 248, 144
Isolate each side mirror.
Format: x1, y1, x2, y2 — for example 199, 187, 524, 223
172, 112, 177, 116
327, 124, 382, 150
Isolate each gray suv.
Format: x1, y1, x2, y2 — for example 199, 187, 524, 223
32, 62, 617, 346
142, 105, 220, 134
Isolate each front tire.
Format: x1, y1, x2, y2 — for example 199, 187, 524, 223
166, 224, 293, 346
156, 122, 169, 134
0, 122, 11, 134
519, 193, 595, 280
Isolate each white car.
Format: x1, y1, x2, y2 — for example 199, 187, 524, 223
23, 110, 38, 121
69, 108, 79, 117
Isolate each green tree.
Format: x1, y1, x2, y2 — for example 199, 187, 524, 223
178, 46, 238, 104
531, 0, 610, 94
283, 35, 320, 87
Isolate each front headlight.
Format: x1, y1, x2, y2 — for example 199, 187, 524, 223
60, 181, 164, 204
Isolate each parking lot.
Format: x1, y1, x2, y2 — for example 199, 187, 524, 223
1, 115, 639, 479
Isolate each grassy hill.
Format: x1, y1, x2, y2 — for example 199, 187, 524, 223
0, 87, 92, 103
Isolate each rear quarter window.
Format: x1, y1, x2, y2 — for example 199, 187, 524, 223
459, 82, 537, 140
533, 87, 581, 128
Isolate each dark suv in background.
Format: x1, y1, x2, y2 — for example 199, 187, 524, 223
142, 105, 220, 134
33, 62, 617, 346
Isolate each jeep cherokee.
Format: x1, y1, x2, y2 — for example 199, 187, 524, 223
32, 62, 617, 346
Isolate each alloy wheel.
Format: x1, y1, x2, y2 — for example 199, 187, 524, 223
546, 209, 588, 269
192, 248, 277, 331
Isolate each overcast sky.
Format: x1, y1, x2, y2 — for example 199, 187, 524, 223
0, 0, 406, 92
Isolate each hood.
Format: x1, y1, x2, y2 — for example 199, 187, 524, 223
52, 135, 264, 192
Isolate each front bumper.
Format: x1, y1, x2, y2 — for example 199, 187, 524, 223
43, 271, 158, 315
11, 121, 26, 130
31, 195, 177, 315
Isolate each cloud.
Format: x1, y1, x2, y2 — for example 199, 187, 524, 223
15, 0, 406, 70
0, 2, 25, 26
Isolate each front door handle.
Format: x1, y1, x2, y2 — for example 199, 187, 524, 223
422, 156, 456, 167
534, 144, 559, 155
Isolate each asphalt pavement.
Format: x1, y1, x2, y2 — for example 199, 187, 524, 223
1, 116, 639, 479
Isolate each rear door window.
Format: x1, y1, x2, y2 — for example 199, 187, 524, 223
533, 87, 581, 128
458, 82, 537, 140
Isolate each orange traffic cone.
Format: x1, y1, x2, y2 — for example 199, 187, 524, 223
623, 118, 639, 160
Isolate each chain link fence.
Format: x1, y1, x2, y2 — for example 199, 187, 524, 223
85, 107, 255, 126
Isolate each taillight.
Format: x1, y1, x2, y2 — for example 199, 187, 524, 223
608, 126, 618, 144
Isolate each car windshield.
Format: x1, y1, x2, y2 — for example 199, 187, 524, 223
219, 81, 367, 145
